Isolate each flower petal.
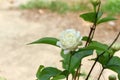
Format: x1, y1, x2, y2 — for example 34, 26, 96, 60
64, 50, 70, 54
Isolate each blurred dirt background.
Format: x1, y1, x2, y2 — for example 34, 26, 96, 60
0, 0, 120, 80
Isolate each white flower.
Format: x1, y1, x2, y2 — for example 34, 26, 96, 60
57, 29, 82, 54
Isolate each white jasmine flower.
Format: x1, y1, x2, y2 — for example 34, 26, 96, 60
57, 29, 82, 54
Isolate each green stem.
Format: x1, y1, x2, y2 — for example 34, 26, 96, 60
72, 76, 74, 80
75, 3, 101, 79
85, 1, 101, 47
85, 27, 94, 46
66, 52, 73, 80
85, 58, 98, 80
77, 69, 81, 80
77, 2, 101, 80
91, 1, 101, 39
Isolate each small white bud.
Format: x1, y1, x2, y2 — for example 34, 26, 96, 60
111, 43, 120, 51
108, 74, 116, 80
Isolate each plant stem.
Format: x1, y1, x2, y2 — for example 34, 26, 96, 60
85, 32, 120, 80
66, 52, 73, 80
85, 26, 94, 46
74, 65, 79, 80
72, 76, 74, 80
96, 32, 120, 80
108, 32, 120, 49
87, 1, 101, 45
98, 68, 104, 80
75, 2, 101, 80
85, 58, 98, 80
73, 64, 81, 80
77, 69, 80, 80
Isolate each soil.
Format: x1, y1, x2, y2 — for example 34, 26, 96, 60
0, 1, 120, 80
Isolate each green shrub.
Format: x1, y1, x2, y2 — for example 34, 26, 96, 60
20, 0, 50, 9
19, 0, 89, 13
49, 1, 69, 13
102, 0, 120, 15
70, 3, 90, 12
0, 77, 6, 80
20, 0, 120, 15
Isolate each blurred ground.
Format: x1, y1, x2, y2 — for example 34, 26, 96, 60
0, 0, 120, 80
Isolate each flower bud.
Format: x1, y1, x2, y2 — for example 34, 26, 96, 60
111, 43, 120, 51
91, 0, 101, 7
108, 74, 117, 80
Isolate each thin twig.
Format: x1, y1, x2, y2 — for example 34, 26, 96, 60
85, 2, 101, 47
97, 32, 120, 80
98, 68, 104, 80
77, 69, 81, 80
91, 1, 101, 39
74, 64, 81, 80
85, 32, 120, 80
85, 26, 94, 46
74, 2, 101, 80
75, 2, 101, 80
85, 56, 99, 80
108, 32, 120, 49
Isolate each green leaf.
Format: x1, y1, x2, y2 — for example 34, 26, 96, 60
97, 56, 120, 79
106, 56, 120, 74
80, 12, 102, 23
36, 65, 44, 79
61, 47, 93, 75
69, 48, 93, 74
88, 41, 119, 79
88, 41, 109, 52
97, 12, 103, 19
97, 17, 117, 24
80, 12, 96, 23
97, 52, 110, 67
36, 66, 62, 80
88, 41, 113, 55
61, 50, 71, 71
60, 70, 69, 77
51, 75, 65, 80
89, 41, 114, 67
28, 37, 59, 46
